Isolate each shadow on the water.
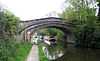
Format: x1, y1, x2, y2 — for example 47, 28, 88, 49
54, 44, 100, 61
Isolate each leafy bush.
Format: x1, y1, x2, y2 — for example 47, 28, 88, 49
0, 38, 16, 61
0, 7, 19, 61
59, 0, 100, 48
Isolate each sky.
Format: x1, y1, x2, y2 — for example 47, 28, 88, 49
0, 0, 65, 20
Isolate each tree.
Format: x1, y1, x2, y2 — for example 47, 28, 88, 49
3, 10, 19, 37
59, 0, 100, 48
0, 7, 20, 61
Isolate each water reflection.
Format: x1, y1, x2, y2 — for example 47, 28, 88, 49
55, 44, 100, 61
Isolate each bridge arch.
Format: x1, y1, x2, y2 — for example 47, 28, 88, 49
18, 17, 74, 44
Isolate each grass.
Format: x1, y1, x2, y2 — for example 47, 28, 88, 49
38, 44, 48, 61
14, 42, 32, 61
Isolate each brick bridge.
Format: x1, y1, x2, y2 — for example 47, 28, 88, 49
17, 17, 74, 44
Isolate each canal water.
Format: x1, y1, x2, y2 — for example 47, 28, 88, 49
55, 44, 100, 61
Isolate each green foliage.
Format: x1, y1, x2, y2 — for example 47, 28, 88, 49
42, 28, 64, 37
0, 38, 17, 61
0, 7, 20, 61
59, 0, 100, 48
38, 44, 48, 61
3, 10, 19, 36
97, 0, 100, 3
14, 42, 32, 61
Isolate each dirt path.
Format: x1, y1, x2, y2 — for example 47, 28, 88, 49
26, 45, 39, 61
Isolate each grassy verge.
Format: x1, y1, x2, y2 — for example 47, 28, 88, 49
14, 42, 32, 61
38, 44, 48, 61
